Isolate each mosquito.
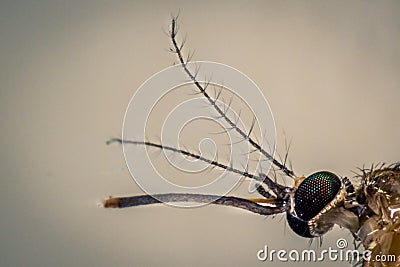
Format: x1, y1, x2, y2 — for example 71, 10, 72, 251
103, 16, 400, 267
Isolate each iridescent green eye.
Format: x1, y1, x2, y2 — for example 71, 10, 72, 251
295, 171, 341, 220
287, 171, 342, 237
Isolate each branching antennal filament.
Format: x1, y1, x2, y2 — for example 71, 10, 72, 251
168, 16, 295, 178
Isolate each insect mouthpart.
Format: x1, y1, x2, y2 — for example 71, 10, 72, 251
287, 171, 345, 238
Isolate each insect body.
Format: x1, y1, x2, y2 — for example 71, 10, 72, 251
356, 164, 400, 266
104, 17, 400, 266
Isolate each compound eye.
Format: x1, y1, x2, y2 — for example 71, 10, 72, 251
286, 213, 314, 238
294, 171, 341, 221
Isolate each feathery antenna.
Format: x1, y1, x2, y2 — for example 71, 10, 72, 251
168, 16, 295, 178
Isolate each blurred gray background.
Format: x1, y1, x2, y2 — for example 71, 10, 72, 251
0, 1, 399, 266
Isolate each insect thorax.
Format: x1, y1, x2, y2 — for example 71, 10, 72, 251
356, 164, 400, 261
